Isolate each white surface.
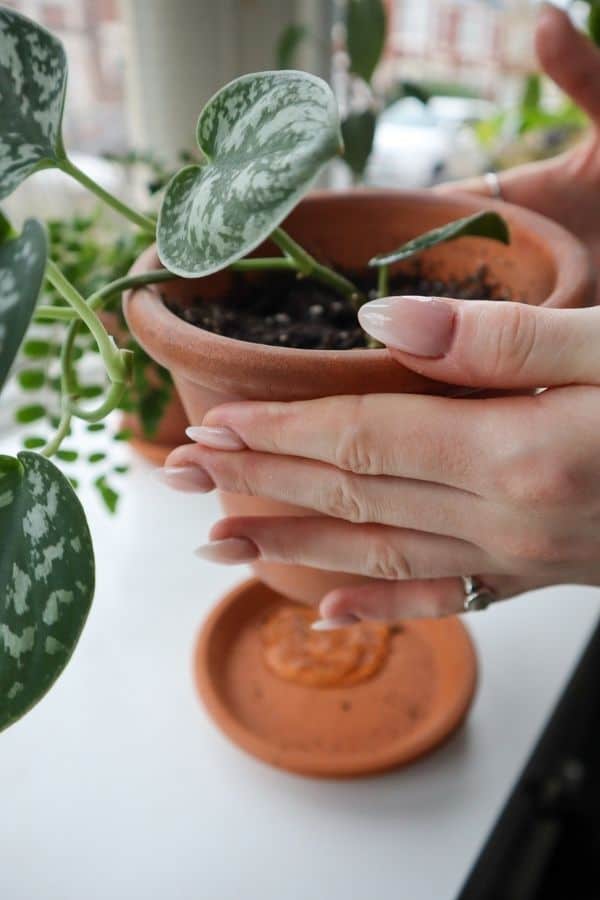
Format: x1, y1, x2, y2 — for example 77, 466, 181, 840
1, 435, 599, 900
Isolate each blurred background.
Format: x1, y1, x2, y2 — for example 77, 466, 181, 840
0, 0, 593, 211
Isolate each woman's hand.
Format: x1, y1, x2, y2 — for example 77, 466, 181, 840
159, 4, 600, 625
162, 294, 600, 623
440, 4, 600, 294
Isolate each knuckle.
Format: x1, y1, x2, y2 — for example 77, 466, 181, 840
334, 397, 382, 475
500, 529, 567, 568
499, 454, 586, 508
365, 538, 413, 581
210, 454, 257, 497
468, 303, 537, 383
326, 474, 367, 523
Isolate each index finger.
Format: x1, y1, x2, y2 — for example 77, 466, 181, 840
200, 393, 522, 493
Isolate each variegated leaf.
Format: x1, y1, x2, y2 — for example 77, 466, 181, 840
0, 452, 94, 731
0, 217, 47, 391
369, 211, 510, 267
0, 7, 68, 200
157, 71, 342, 278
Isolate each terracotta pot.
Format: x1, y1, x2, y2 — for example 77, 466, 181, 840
124, 189, 594, 604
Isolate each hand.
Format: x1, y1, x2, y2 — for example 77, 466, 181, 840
162, 295, 600, 624
439, 4, 600, 297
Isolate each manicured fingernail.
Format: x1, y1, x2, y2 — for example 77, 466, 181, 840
186, 425, 246, 450
358, 296, 455, 357
155, 465, 214, 493
195, 537, 259, 564
311, 615, 360, 631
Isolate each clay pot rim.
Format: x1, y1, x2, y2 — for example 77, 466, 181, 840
195, 578, 479, 779
124, 188, 595, 367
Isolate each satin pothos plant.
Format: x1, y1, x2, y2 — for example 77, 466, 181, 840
0, 7, 509, 731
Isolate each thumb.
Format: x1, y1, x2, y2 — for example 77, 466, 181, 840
535, 3, 600, 125
358, 296, 600, 389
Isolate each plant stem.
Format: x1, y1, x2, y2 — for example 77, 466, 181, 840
45, 259, 127, 382
34, 306, 75, 322
69, 381, 128, 423
86, 269, 173, 311
377, 264, 389, 298
35, 268, 175, 323
41, 405, 72, 458
231, 257, 296, 272
272, 227, 363, 305
58, 157, 156, 234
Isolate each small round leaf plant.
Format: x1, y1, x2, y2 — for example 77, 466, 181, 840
0, 6, 509, 730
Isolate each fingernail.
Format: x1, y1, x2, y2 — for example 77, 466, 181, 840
186, 425, 246, 450
311, 615, 360, 631
195, 537, 259, 564
358, 296, 455, 357
155, 465, 214, 493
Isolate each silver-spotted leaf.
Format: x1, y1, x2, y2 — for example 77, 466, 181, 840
0, 452, 94, 731
346, 0, 387, 85
0, 218, 47, 391
369, 211, 510, 267
157, 71, 342, 278
0, 7, 68, 200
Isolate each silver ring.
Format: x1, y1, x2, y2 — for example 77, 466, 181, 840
483, 171, 503, 200
461, 575, 498, 613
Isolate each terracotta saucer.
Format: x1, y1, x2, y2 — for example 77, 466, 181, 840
194, 579, 478, 778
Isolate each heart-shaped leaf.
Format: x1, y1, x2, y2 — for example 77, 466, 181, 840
157, 71, 342, 278
0, 217, 48, 391
0, 7, 68, 200
369, 211, 510, 267
0, 452, 95, 731
346, 0, 387, 85
341, 110, 377, 179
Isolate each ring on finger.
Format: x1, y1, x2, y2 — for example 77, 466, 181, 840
461, 575, 499, 613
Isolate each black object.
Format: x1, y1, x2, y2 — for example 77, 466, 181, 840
458, 615, 600, 900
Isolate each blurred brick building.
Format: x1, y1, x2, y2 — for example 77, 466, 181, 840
380, 0, 539, 100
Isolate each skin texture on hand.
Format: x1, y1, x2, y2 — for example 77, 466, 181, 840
159, 4, 600, 624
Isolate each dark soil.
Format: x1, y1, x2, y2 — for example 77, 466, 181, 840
167, 265, 510, 350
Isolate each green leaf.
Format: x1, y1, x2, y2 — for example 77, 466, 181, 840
157, 71, 341, 278
113, 428, 132, 442
15, 404, 46, 424
17, 369, 45, 391
346, 0, 387, 85
0, 208, 14, 242
341, 110, 377, 179
56, 449, 78, 462
88, 452, 106, 464
0, 452, 94, 731
276, 23, 310, 69
0, 8, 68, 200
369, 211, 510, 267
589, 2, 600, 45
23, 437, 46, 450
22, 339, 51, 359
0, 218, 47, 390
86, 423, 106, 433
94, 476, 119, 514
